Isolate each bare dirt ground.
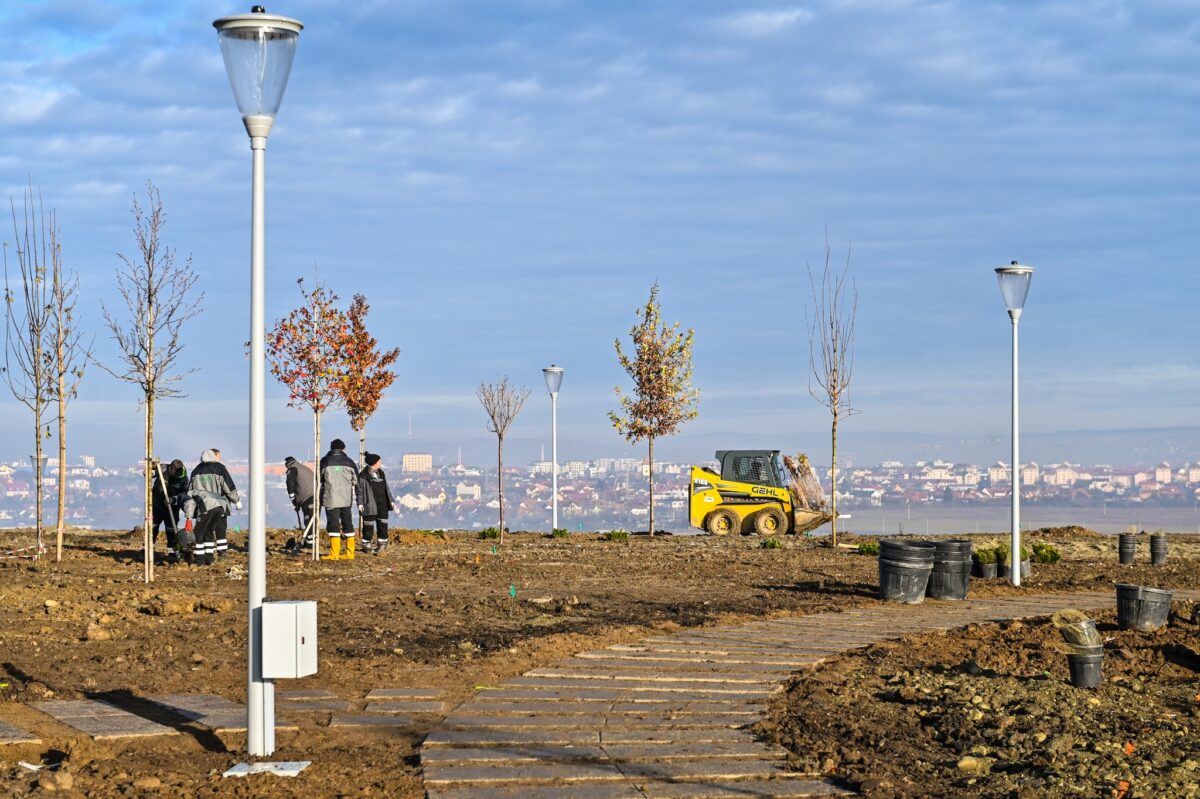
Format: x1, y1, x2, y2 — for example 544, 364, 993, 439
0, 525, 1197, 797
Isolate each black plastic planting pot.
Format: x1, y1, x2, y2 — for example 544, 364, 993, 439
878, 540, 936, 604
1067, 649, 1103, 689
927, 539, 972, 600
1115, 583, 1174, 632
1150, 534, 1168, 566
1118, 532, 1136, 565
972, 561, 998, 579
997, 560, 1031, 581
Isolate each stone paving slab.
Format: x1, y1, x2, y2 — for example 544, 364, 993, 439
280, 700, 352, 712
640, 778, 853, 797
559, 658, 796, 674
367, 688, 445, 700
150, 693, 247, 732
421, 745, 608, 764
366, 700, 447, 714
428, 785, 643, 799
610, 760, 800, 782
599, 728, 758, 744
443, 714, 746, 730
426, 729, 603, 747
525, 668, 778, 685
31, 699, 177, 740
0, 719, 39, 745
423, 761, 628, 785
279, 688, 338, 700
329, 715, 414, 728
505, 677, 781, 695
476, 687, 773, 703
587, 650, 824, 666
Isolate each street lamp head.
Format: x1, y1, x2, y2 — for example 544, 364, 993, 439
213, 7, 303, 139
995, 261, 1034, 318
543, 364, 564, 395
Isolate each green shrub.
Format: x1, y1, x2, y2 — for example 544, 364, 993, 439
857, 541, 880, 556
603, 530, 630, 542
760, 538, 782, 549
478, 527, 500, 540
1031, 541, 1061, 564
551, 528, 569, 538
972, 547, 997, 565
996, 543, 1031, 565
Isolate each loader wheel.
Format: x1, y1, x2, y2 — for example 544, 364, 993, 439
753, 507, 787, 536
705, 509, 738, 536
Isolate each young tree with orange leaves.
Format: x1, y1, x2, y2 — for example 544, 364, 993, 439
267, 277, 350, 559
340, 294, 399, 468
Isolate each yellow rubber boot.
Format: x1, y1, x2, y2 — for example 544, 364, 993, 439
344, 536, 356, 561
328, 537, 342, 561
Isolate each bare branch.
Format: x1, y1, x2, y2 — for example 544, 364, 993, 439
477, 376, 530, 544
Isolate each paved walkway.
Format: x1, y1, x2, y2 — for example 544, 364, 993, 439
420, 590, 1199, 799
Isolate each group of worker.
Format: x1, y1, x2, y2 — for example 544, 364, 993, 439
150, 438, 395, 565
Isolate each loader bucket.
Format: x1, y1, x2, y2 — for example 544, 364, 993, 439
793, 508, 833, 535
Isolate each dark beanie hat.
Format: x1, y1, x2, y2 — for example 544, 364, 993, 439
365, 453, 381, 467
331, 439, 346, 450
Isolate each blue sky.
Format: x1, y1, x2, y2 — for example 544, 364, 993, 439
0, 0, 1197, 468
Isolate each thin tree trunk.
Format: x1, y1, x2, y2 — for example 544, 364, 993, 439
647, 436, 655, 536
830, 411, 838, 548
359, 427, 366, 470
313, 408, 322, 561
34, 406, 43, 557
497, 435, 505, 545
144, 396, 154, 582
56, 383, 66, 562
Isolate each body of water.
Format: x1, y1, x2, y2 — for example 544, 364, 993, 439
834, 504, 1200, 537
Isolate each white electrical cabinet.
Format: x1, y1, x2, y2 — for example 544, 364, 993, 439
261, 600, 318, 679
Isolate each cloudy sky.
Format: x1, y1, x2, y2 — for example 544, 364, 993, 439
0, 0, 1196, 468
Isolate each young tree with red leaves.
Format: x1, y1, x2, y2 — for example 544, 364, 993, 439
340, 294, 399, 468
267, 277, 350, 559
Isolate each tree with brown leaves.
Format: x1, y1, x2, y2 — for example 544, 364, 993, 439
807, 241, 858, 548
267, 277, 351, 559
477, 377, 530, 545
341, 294, 399, 468
99, 182, 201, 582
610, 282, 699, 535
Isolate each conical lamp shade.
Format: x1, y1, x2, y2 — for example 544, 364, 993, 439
214, 11, 302, 120
995, 263, 1033, 312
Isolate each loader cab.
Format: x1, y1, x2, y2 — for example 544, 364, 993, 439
715, 450, 786, 489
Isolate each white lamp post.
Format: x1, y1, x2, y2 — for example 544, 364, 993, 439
995, 261, 1033, 587
213, 4, 302, 758
543, 365, 564, 531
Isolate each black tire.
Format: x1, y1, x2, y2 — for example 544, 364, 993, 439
705, 509, 739, 536
753, 507, 787, 536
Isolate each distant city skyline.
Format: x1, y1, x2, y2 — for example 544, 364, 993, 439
0, 2, 1197, 469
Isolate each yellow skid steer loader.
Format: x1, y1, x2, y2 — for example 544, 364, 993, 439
690, 450, 831, 535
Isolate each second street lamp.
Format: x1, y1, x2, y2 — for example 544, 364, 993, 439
543, 365, 564, 531
995, 261, 1033, 587
213, 4, 302, 758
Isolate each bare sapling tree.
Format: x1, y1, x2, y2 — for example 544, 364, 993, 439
807, 240, 858, 548
610, 282, 699, 535
49, 216, 92, 562
100, 182, 202, 582
477, 377, 530, 545
341, 294, 399, 467
3, 185, 56, 558
268, 276, 351, 559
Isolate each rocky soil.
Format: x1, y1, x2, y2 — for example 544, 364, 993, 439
0, 525, 1196, 797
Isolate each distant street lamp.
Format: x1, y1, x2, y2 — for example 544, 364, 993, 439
213, 4, 303, 758
995, 261, 1033, 587
543, 365, 564, 530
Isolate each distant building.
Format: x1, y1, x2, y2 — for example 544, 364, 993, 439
80, 455, 96, 468
402, 453, 434, 473
455, 482, 481, 501
1154, 462, 1171, 484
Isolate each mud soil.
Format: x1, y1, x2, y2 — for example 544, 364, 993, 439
0, 526, 1197, 797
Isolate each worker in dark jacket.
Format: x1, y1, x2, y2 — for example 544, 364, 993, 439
319, 439, 358, 560
284, 456, 316, 554
151, 459, 189, 564
185, 449, 241, 566
357, 453, 395, 555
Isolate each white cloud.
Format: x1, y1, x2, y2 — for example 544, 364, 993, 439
0, 83, 71, 124
722, 8, 816, 36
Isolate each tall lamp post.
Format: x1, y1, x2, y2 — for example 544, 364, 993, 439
543, 365, 564, 530
995, 261, 1033, 587
213, 5, 302, 757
